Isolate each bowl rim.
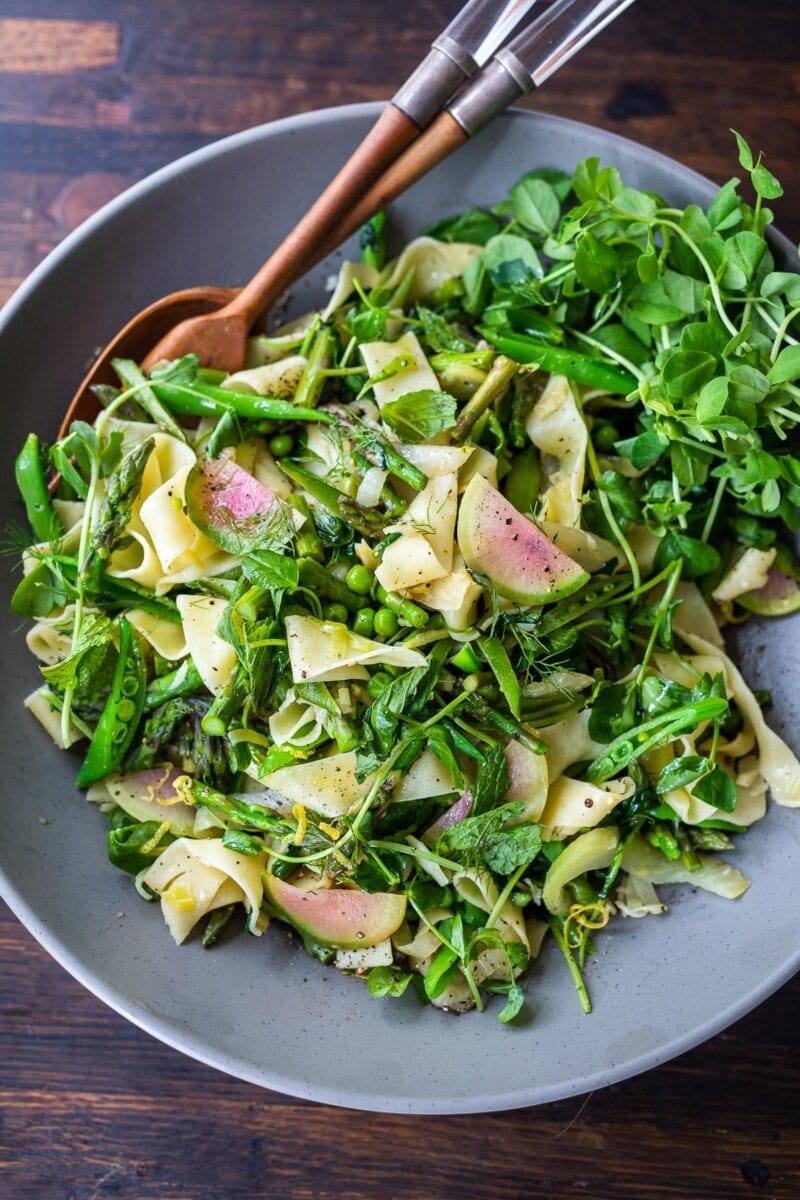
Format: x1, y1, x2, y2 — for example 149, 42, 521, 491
1, 100, 798, 1114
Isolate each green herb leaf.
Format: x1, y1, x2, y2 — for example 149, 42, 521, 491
588, 680, 638, 743
424, 208, 501, 245
574, 231, 621, 293
242, 548, 299, 592
366, 966, 414, 998
692, 764, 737, 812
510, 178, 561, 235
655, 755, 708, 794
497, 982, 525, 1023
380, 390, 458, 441
652, 532, 721, 581
768, 345, 800, 386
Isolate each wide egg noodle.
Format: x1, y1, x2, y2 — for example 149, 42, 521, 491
540, 522, 620, 573
257, 750, 374, 819
379, 236, 481, 302
140, 836, 267, 944
679, 631, 800, 808
712, 547, 776, 603
107, 433, 237, 593
222, 355, 307, 398
393, 748, 455, 803
621, 835, 750, 898
284, 615, 427, 684
614, 874, 666, 918
525, 375, 587, 528
126, 607, 188, 661
268, 688, 324, 747
24, 686, 85, 748
175, 595, 236, 694
543, 709, 606, 782
360, 331, 439, 410
376, 472, 458, 592
541, 775, 634, 839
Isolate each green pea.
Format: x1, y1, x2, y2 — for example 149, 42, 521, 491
373, 607, 399, 638
323, 602, 349, 624
367, 671, 392, 698
593, 422, 619, 452
269, 433, 294, 458
353, 607, 375, 637
346, 564, 375, 595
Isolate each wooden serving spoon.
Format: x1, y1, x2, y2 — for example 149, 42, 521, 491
57, 0, 541, 437
58, 0, 632, 438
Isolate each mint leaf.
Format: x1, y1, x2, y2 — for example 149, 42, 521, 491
481, 824, 542, 875
380, 389, 457, 441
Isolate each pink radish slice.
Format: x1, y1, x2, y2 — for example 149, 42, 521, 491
263, 875, 407, 948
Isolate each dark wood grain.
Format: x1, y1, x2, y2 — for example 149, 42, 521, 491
1, 1, 799, 1196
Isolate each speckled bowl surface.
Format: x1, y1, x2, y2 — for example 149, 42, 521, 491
1, 103, 798, 1114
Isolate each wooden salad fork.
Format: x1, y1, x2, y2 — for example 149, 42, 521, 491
59, 0, 635, 438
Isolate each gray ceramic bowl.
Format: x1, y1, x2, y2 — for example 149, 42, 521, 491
1, 104, 798, 1114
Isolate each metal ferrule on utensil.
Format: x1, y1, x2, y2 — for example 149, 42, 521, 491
392, 38, 477, 128
449, 0, 638, 137
447, 52, 533, 137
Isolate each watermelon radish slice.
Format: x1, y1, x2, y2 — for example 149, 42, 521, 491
738, 545, 800, 617
263, 875, 407, 948
104, 766, 196, 835
185, 455, 287, 555
457, 474, 589, 605
424, 790, 473, 844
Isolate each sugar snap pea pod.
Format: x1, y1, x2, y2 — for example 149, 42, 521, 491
15, 434, 61, 542
478, 636, 521, 719
143, 660, 204, 712
289, 495, 325, 561
298, 559, 361, 613
586, 697, 728, 785
278, 460, 384, 538
149, 378, 332, 425
479, 331, 636, 395
453, 354, 518, 442
294, 327, 335, 410
75, 617, 147, 788
372, 582, 429, 629
111, 359, 187, 441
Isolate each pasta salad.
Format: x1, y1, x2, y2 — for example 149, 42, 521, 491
12, 132, 800, 1021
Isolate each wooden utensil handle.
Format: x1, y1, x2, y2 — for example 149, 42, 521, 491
278, 111, 469, 291
225, 104, 419, 324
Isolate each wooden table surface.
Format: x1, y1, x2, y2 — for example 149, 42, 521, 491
1, 1, 799, 1196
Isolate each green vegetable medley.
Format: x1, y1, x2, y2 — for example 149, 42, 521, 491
12, 133, 800, 1021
